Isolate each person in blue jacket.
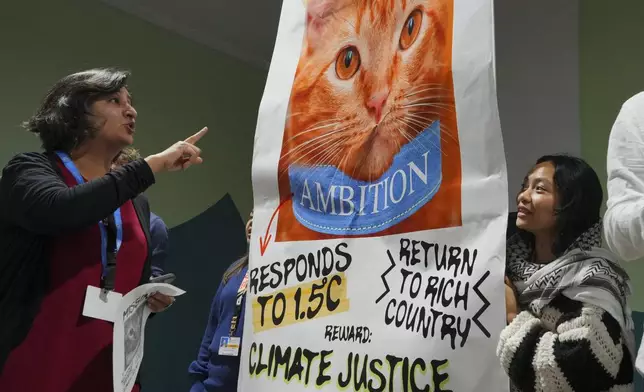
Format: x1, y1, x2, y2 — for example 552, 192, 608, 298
188, 211, 252, 391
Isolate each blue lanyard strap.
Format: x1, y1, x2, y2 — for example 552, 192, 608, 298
55, 151, 123, 283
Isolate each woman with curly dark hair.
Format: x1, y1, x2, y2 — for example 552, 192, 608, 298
499, 154, 635, 392
0, 68, 208, 392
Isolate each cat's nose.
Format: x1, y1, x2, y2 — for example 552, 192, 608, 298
367, 90, 390, 123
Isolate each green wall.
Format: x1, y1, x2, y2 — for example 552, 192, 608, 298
580, 1, 644, 309
0, 0, 266, 227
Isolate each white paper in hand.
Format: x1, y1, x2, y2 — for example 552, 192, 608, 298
112, 283, 185, 392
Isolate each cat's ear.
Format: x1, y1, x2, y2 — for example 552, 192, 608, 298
305, 0, 340, 47
306, 0, 336, 20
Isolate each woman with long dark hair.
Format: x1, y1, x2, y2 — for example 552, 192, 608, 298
499, 154, 635, 391
0, 68, 207, 391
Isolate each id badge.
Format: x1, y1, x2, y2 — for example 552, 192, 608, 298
82, 285, 123, 322
218, 336, 241, 356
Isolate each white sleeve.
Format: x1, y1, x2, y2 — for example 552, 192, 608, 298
604, 95, 644, 261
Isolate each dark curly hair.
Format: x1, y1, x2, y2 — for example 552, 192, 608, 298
518, 154, 603, 256
113, 146, 142, 166
23, 68, 130, 152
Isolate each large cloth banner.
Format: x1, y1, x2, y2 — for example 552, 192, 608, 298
241, 0, 508, 391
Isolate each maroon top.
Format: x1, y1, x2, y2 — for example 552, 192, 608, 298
0, 160, 148, 392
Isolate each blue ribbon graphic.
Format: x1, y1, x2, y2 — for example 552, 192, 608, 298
288, 120, 442, 236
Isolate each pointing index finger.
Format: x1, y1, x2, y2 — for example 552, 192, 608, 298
184, 127, 208, 144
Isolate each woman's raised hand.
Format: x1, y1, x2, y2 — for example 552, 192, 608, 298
145, 127, 208, 173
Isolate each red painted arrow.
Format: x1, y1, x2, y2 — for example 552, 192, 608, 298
259, 196, 292, 256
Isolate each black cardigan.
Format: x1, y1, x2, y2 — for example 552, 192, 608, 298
0, 151, 156, 371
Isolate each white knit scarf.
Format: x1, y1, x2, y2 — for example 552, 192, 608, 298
506, 222, 635, 355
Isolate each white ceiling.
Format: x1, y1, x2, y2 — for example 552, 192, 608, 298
101, 0, 283, 70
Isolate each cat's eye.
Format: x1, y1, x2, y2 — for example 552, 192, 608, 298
335, 46, 361, 80
400, 9, 422, 50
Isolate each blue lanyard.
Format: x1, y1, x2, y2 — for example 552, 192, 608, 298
55, 151, 123, 280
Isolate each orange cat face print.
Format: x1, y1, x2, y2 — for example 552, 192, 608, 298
276, 0, 459, 242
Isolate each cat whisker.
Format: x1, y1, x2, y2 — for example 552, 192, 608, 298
399, 113, 438, 133
405, 103, 455, 115
404, 112, 447, 130
285, 111, 338, 120
385, 110, 446, 144
302, 147, 348, 183
396, 118, 445, 156
404, 83, 452, 90
398, 115, 428, 131
438, 124, 460, 145
329, 146, 354, 186
283, 119, 343, 143
299, 137, 352, 185
404, 82, 450, 92
406, 112, 459, 144
402, 91, 455, 100
401, 99, 456, 115
394, 120, 428, 151
404, 96, 455, 108
277, 136, 348, 181
392, 120, 426, 155
395, 118, 441, 155
404, 111, 459, 144
303, 137, 348, 166
402, 89, 452, 100
282, 137, 348, 171
406, 109, 449, 118
303, 117, 343, 128
279, 141, 347, 181
403, 102, 456, 114
406, 94, 455, 101
280, 125, 353, 161
404, 87, 454, 99
306, 138, 348, 170
285, 128, 351, 167
403, 91, 453, 98
413, 96, 455, 104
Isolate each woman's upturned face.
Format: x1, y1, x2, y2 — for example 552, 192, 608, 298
516, 161, 557, 234
246, 211, 254, 243
90, 87, 137, 148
